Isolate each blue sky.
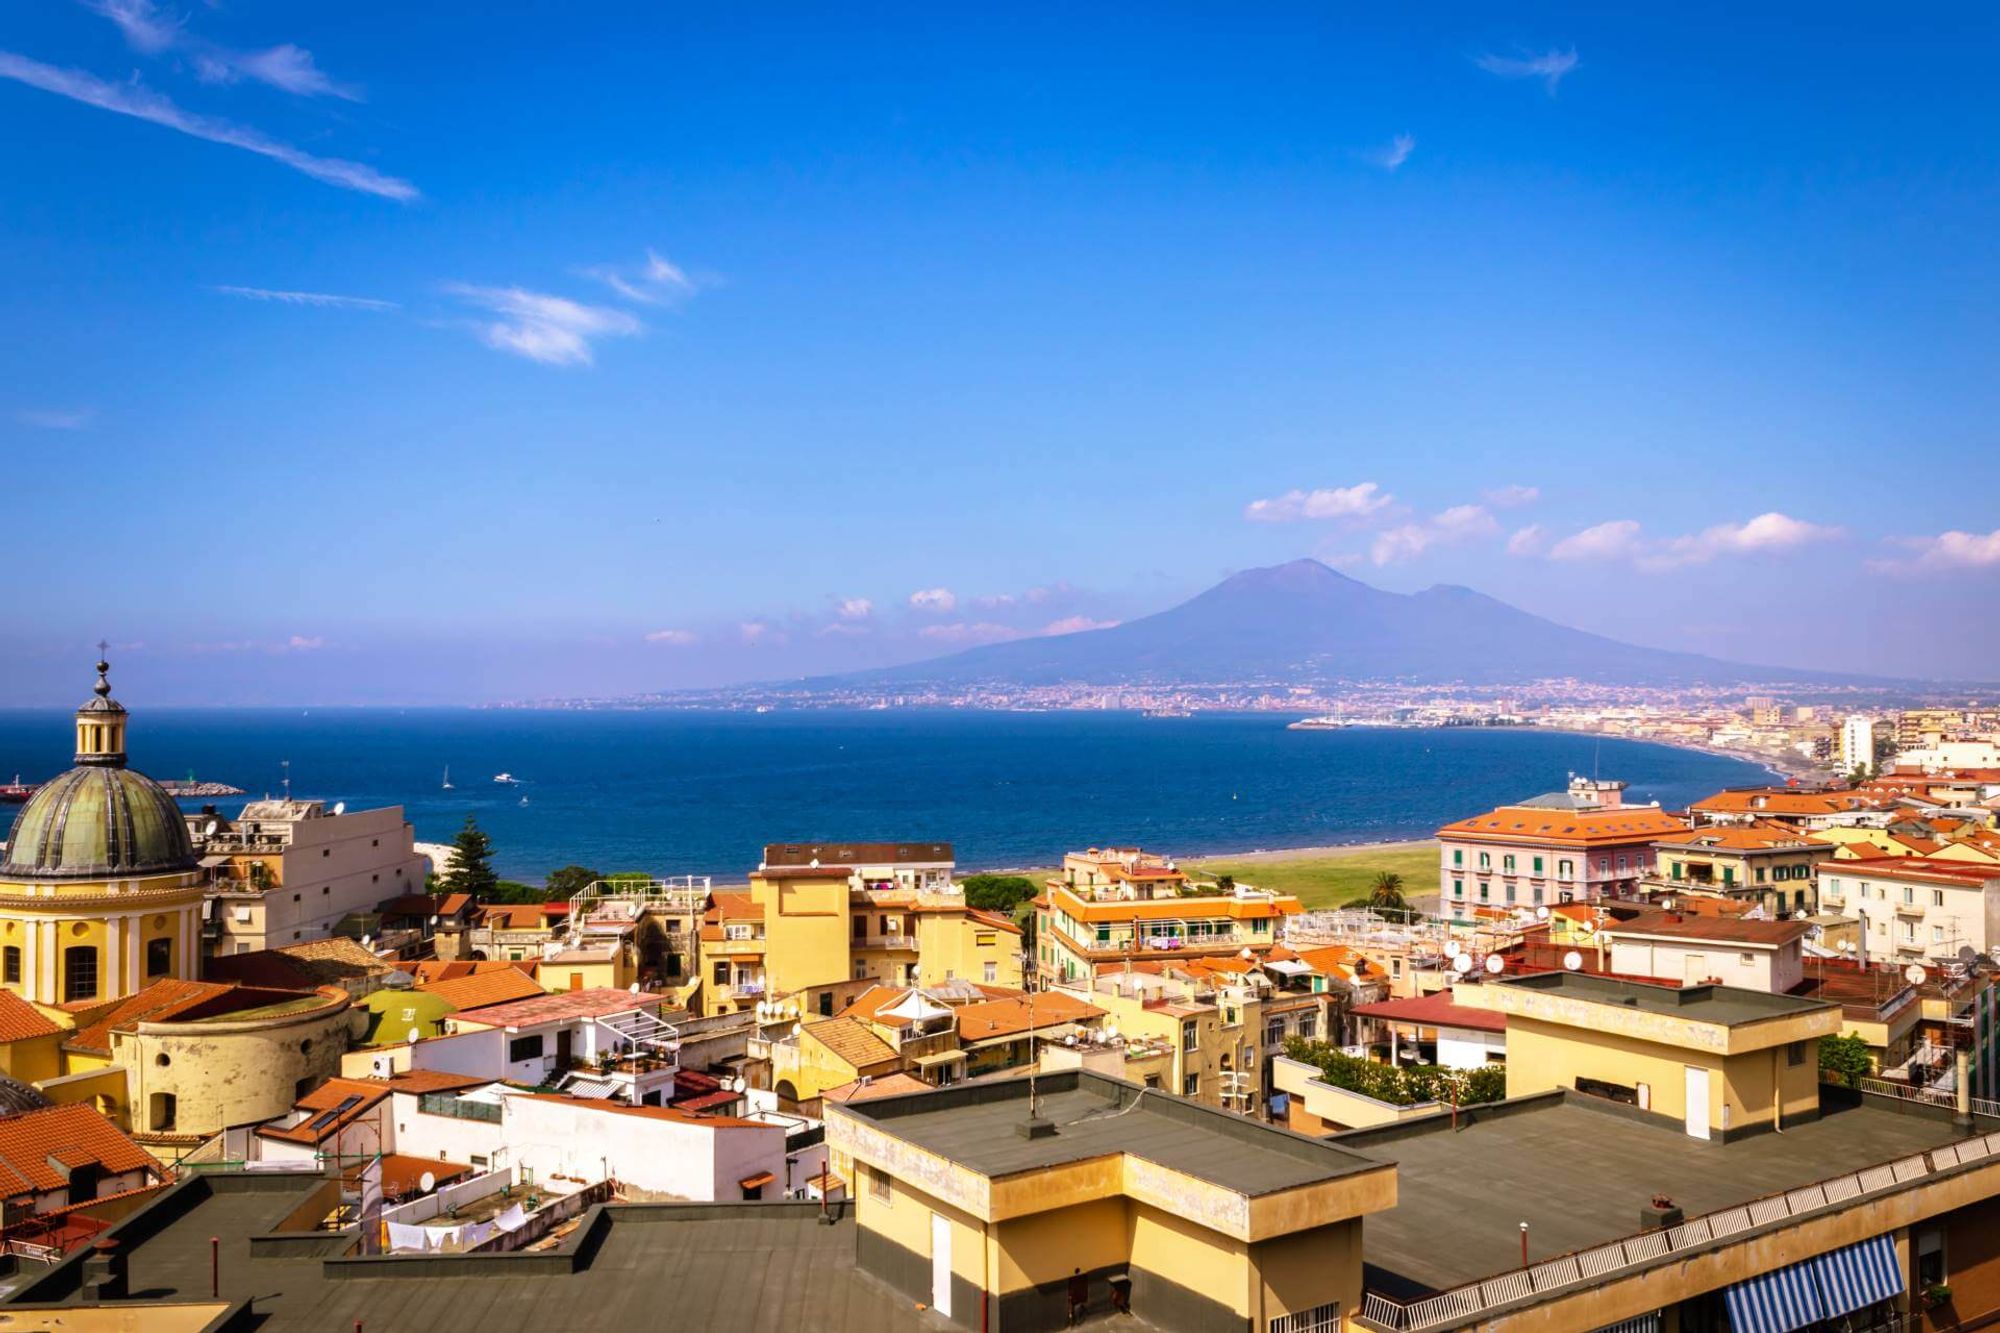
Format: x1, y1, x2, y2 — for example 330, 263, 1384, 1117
4, 2, 1998, 704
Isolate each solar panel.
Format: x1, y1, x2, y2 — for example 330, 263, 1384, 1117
308, 1095, 363, 1131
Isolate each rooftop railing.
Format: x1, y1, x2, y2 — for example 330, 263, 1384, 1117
1357, 1130, 2000, 1332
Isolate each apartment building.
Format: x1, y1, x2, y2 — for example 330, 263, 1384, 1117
1601, 912, 1811, 992
1649, 823, 1837, 916
1689, 785, 1885, 830
1820, 857, 2000, 962
1034, 848, 1301, 985
1057, 965, 1266, 1111
694, 848, 1022, 1020
193, 799, 429, 955
1436, 798, 1687, 909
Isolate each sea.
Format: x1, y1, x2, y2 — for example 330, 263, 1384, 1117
0, 709, 1774, 883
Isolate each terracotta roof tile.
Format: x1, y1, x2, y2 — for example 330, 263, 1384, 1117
444, 988, 660, 1028
954, 992, 1103, 1041
0, 1104, 159, 1197
0, 991, 62, 1045
801, 1016, 899, 1071
416, 969, 547, 1011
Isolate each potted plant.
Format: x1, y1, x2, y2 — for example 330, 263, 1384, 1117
1923, 1282, 1953, 1309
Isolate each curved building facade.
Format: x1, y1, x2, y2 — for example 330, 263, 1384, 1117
0, 660, 205, 1006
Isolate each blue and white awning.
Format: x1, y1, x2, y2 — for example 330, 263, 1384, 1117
1808, 1235, 1904, 1319
1724, 1260, 1828, 1333
1723, 1235, 1905, 1333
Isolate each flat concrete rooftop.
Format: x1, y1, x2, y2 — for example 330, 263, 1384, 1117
1493, 971, 1834, 1024
849, 1070, 1384, 1196
1343, 1092, 1965, 1297
3, 1177, 955, 1332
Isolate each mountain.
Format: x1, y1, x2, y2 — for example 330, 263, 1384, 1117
817, 559, 1839, 689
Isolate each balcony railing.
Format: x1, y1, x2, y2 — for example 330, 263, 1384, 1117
417, 1095, 501, 1123
1357, 1131, 2000, 1332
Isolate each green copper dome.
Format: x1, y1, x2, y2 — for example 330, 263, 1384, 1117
2, 766, 197, 881
0, 654, 196, 882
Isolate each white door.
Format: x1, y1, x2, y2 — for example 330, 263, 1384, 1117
931, 1212, 953, 1317
1683, 1066, 1710, 1140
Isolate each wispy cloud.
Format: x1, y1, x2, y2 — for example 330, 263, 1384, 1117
215, 285, 398, 311
15, 407, 95, 430
81, 0, 359, 100
1369, 133, 1416, 172
908, 587, 958, 614
644, 629, 698, 645
919, 622, 1019, 646
1368, 504, 1500, 565
1042, 616, 1119, 636
1485, 483, 1541, 509
1872, 529, 2000, 574
1505, 524, 1546, 557
1476, 48, 1579, 93
1549, 513, 1842, 570
1244, 482, 1395, 524
585, 249, 699, 305
739, 621, 785, 646
834, 597, 874, 621
444, 284, 642, 366
0, 51, 415, 199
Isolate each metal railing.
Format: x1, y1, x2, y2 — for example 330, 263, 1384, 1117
1358, 1132, 2000, 1332
417, 1094, 502, 1123
1849, 1075, 2000, 1120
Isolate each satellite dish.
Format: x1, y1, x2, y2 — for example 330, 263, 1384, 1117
1562, 950, 1584, 971
1661, 897, 1675, 911
1451, 953, 1474, 976
332, 801, 345, 816
203, 820, 218, 836
1485, 954, 1506, 975
418, 1171, 436, 1194
1905, 964, 1929, 985
729, 1076, 746, 1093
1839, 941, 1856, 953
1535, 906, 1550, 920
1959, 945, 1979, 964
407, 1027, 422, 1044
1808, 925, 1824, 941
628, 982, 641, 993
361, 935, 372, 948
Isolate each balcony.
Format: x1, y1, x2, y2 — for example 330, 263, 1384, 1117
853, 932, 917, 951
1894, 901, 1926, 920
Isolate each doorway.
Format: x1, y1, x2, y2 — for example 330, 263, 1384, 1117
930, 1212, 953, 1317
1683, 1066, 1711, 1139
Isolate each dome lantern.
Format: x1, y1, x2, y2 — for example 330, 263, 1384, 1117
73, 643, 128, 769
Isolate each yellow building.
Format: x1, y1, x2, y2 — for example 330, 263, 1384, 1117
826, 1069, 1394, 1330
1035, 850, 1300, 986
1458, 970, 1840, 1139
1056, 965, 1265, 1110
0, 659, 205, 1007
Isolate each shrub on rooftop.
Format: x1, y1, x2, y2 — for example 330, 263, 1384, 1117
1283, 1037, 1507, 1108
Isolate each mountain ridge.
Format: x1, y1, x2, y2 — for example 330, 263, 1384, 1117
800, 558, 1868, 689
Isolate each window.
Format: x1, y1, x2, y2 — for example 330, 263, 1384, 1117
1502, 854, 1516, 873
1558, 859, 1574, 879
1917, 1227, 1946, 1290
852, 916, 865, 939
1181, 1020, 1198, 1052
983, 961, 997, 983
1787, 1042, 1806, 1067
712, 961, 729, 985
1904, 886, 1915, 905
508, 1034, 545, 1063
1739, 953, 1755, 965
1532, 856, 1544, 874
1452, 879, 1464, 898
1478, 883, 1490, 902
1933, 926, 1945, 944
1934, 890, 1946, 907
1183, 1074, 1200, 1097
1452, 849, 1463, 867
1, 946, 18, 984
146, 937, 172, 978
867, 1166, 891, 1206
1478, 852, 1491, 870
149, 1093, 177, 1132
62, 946, 98, 1003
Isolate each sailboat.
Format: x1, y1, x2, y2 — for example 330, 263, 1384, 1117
441, 766, 454, 790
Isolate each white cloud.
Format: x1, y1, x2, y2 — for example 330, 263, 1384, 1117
1370, 133, 1416, 171
919, 622, 1019, 645
1485, 484, 1541, 508
445, 284, 642, 366
908, 587, 958, 614
739, 621, 784, 646
1042, 616, 1119, 636
15, 407, 94, 429
284, 635, 325, 651
835, 597, 873, 621
1476, 48, 1579, 93
1874, 529, 2000, 573
1244, 482, 1395, 524
215, 285, 398, 311
585, 249, 698, 305
644, 629, 698, 645
1548, 513, 1841, 570
1505, 524, 1546, 557
1369, 504, 1500, 565
1548, 519, 1645, 563
0, 51, 414, 199
817, 622, 870, 638
82, 0, 359, 99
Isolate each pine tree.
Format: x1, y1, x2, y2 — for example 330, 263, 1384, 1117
442, 814, 499, 899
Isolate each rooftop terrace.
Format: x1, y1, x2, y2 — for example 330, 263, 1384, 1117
1489, 970, 1833, 1024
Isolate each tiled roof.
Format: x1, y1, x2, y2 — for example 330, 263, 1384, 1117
256, 1078, 388, 1146
0, 1104, 158, 1197
443, 988, 660, 1029
1606, 912, 1811, 946
378, 1153, 470, 1201
409, 959, 534, 984
63, 980, 235, 1056
0, 990, 61, 1045
417, 969, 547, 1011
954, 992, 1103, 1041
707, 893, 765, 921
821, 1072, 933, 1104
1654, 826, 1823, 851
801, 1017, 899, 1071
436, 893, 473, 916
382, 1069, 492, 1095
1439, 806, 1690, 846
1350, 989, 1507, 1034
1689, 789, 1881, 816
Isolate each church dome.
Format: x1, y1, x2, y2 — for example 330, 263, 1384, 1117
0, 656, 197, 882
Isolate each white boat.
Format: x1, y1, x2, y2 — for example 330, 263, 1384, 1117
493, 772, 521, 785
441, 766, 454, 790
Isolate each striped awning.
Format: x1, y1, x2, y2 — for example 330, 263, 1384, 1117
1808, 1235, 1904, 1318
1723, 1261, 1828, 1333
1591, 1312, 1661, 1333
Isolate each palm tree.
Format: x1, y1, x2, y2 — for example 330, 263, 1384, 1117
1367, 871, 1407, 911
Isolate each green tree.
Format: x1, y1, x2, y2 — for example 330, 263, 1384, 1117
1367, 872, 1407, 911
1819, 1032, 1873, 1088
441, 814, 499, 899
1282, 1038, 1506, 1108
545, 865, 602, 897
1214, 873, 1236, 893
961, 873, 1039, 914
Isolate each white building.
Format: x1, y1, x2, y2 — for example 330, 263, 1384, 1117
195, 800, 430, 955
1602, 914, 1809, 993
1841, 715, 1879, 772
1818, 857, 2000, 961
